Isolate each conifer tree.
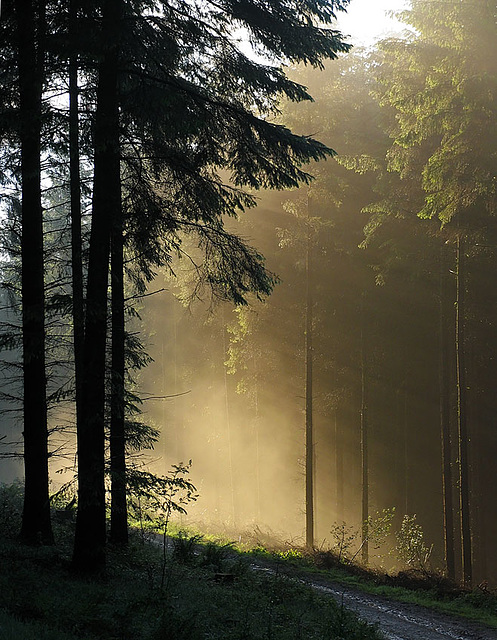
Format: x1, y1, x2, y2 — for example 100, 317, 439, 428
359, 0, 497, 585
73, 0, 122, 571
72, 0, 351, 571
15, 0, 54, 545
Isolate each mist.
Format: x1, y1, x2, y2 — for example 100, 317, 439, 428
0, 0, 495, 589
137, 0, 497, 587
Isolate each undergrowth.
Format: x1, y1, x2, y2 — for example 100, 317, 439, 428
3, 482, 497, 637
0, 483, 380, 640
162, 519, 497, 628
246, 543, 497, 629
136, 516, 497, 629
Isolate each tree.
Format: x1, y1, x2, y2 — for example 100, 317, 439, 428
305, 194, 315, 549
439, 243, 456, 581
15, 0, 54, 546
109, 195, 127, 544
72, 0, 122, 571
72, 0, 351, 572
68, 0, 85, 465
281, 57, 388, 552
366, 0, 497, 584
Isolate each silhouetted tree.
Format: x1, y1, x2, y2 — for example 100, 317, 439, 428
15, 0, 54, 546
73, 0, 351, 572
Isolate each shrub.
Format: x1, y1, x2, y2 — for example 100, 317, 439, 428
0, 482, 23, 538
395, 514, 433, 575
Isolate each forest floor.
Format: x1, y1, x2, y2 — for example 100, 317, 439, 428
142, 524, 497, 640
246, 558, 497, 640
1, 485, 497, 640
229, 541, 497, 640
0, 521, 381, 640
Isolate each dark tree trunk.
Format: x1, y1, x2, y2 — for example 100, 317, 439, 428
16, 0, 53, 546
222, 317, 237, 527
439, 242, 456, 581
455, 234, 472, 587
253, 352, 262, 522
73, 0, 122, 573
360, 293, 368, 566
334, 404, 344, 520
110, 211, 128, 544
395, 365, 409, 517
305, 201, 314, 550
69, 0, 85, 439
400, 377, 409, 514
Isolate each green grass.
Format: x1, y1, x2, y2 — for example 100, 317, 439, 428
3, 485, 497, 639
0, 522, 380, 640
244, 544, 497, 629
132, 517, 497, 630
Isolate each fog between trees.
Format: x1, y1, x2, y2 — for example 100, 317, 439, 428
141, 0, 497, 587
1, 0, 496, 586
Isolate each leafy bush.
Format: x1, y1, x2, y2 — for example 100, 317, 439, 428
395, 514, 433, 574
329, 522, 358, 562
329, 508, 396, 565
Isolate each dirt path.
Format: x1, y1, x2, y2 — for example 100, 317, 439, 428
251, 564, 497, 640
155, 534, 496, 639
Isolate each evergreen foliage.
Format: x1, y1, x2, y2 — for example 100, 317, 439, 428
1, 0, 353, 572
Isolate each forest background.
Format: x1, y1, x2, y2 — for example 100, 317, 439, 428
140, 0, 497, 589
1, 0, 497, 590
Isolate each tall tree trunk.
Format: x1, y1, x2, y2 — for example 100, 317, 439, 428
305, 201, 314, 549
253, 352, 262, 522
109, 211, 127, 544
401, 371, 408, 515
439, 242, 456, 581
69, 0, 85, 441
455, 234, 472, 586
360, 293, 368, 565
334, 404, 344, 520
395, 368, 409, 516
17, 0, 53, 546
222, 317, 237, 527
73, 0, 122, 572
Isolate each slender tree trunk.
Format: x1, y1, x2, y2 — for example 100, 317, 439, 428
334, 405, 344, 520
395, 372, 408, 515
439, 243, 456, 581
110, 211, 127, 544
73, 0, 122, 572
305, 204, 314, 550
401, 373, 408, 515
253, 352, 261, 522
360, 293, 368, 565
69, 0, 85, 441
222, 319, 237, 528
455, 234, 472, 587
17, 0, 53, 546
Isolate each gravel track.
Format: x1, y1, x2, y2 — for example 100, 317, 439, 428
251, 564, 497, 640
155, 535, 497, 639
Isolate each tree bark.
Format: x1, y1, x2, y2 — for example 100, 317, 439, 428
305, 198, 314, 550
222, 316, 237, 528
439, 242, 456, 581
69, 0, 85, 445
73, 0, 122, 572
253, 352, 262, 522
17, 0, 53, 546
455, 234, 472, 587
360, 293, 368, 566
334, 405, 344, 520
110, 210, 128, 544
